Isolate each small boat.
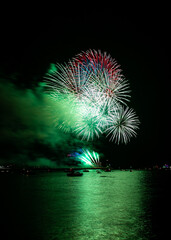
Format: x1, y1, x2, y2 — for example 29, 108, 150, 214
83, 169, 89, 172
67, 171, 83, 177
96, 170, 101, 174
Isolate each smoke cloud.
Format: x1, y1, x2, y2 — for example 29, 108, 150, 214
0, 77, 95, 167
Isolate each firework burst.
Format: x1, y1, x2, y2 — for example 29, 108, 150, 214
73, 49, 122, 77
44, 49, 140, 144
105, 106, 140, 144
45, 62, 92, 97
78, 149, 101, 167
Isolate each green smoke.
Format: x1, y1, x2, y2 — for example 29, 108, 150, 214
0, 77, 95, 167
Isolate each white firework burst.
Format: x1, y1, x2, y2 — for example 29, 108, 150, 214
44, 62, 92, 97
105, 106, 140, 144
91, 70, 131, 106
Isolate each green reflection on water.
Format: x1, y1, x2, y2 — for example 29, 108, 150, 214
67, 170, 152, 240
34, 170, 152, 239
2, 170, 153, 240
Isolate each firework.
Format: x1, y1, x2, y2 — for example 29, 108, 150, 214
73, 49, 122, 77
73, 50, 131, 105
44, 49, 140, 144
78, 149, 100, 167
45, 61, 92, 97
74, 104, 103, 140
105, 106, 140, 144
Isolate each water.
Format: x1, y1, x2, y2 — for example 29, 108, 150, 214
1, 170, 171, 239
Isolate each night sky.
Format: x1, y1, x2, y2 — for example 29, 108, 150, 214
0, 5, 170, 168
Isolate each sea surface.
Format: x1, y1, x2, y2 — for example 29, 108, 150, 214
1, 169, 171, 240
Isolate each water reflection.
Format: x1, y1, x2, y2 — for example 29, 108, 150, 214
2, 170, 156, 239
67, 170, 153, 239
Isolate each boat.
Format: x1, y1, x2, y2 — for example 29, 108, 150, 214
67, 171, 83, 177
96, 170, 102, 173
83, 169, 89, 172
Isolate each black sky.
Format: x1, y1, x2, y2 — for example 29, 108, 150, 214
0, 5, 170, 167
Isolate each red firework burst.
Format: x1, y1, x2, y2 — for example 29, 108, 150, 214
72, 49, 122, 79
